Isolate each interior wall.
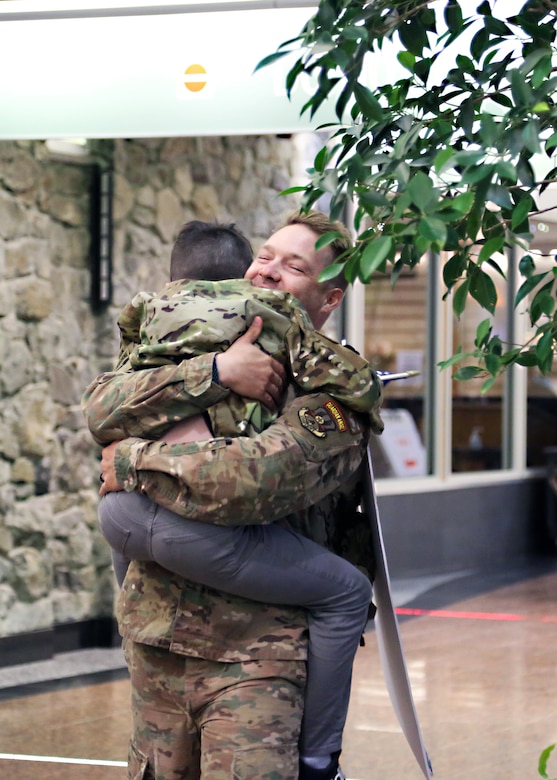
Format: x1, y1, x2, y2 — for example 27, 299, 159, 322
377, 478, 551, 578
0, 134, 303, 643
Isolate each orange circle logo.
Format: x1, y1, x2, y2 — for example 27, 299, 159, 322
184, 64, 207, 92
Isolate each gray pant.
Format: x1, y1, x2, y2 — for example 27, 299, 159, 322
98, 491, 372, 757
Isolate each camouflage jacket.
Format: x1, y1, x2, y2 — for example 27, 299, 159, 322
82, 324, 379, 661
112, 391, 373, 662
82, 351, 227, 444
116, 278, 384, 437
117, 560, 310, 661
112, 392, 367, 526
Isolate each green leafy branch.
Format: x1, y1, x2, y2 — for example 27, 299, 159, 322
540, 744, 557, 780
256, 0, 557, 378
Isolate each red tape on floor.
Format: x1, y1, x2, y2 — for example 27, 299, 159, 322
395, 607, 557, 622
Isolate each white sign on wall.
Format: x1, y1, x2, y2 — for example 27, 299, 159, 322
377, 408, 427, 478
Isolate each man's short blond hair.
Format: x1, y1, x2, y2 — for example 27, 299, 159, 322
281, 210, 353, 290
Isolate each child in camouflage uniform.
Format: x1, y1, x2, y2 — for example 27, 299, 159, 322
97, 219, 382, 777
117, 277, 382, 438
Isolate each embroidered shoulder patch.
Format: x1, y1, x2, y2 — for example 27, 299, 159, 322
298, 400, 348, 438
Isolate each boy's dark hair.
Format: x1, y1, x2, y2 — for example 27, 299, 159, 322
170, 220, 253, 282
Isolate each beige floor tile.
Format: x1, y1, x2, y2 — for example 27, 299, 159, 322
0, 564, 555, 780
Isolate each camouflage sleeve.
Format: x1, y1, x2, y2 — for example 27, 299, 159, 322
81, 352, 230, 445
287, 320, 384, 434
113, 392, 369, 526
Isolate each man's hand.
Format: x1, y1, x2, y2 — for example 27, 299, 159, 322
99, 441, 124, 496
215, 316, 286, 411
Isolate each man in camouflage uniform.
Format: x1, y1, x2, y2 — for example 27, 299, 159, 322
82, 212, 382, 780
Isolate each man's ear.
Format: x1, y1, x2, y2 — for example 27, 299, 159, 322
322, 286, 344, 315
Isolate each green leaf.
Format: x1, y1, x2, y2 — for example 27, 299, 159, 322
470, 27, 489, 63
315, 231, 344, 250
279, 185, 308, 196
538, 743, 555, 779
481, 375, 497, 394
407, 171, 437, 210
455, 54, 475, 75
254, 49, 293, 73
443, 252, 467, 288
335, 82, 355, 121
536, 330, 554, 374
343, 252, 361, 285
490, 93, 513, 109
357, 190, 390, 209
438, 347, 467, 370
514, 272, 547, 306
485, 255, 506, 280
285, 59, 304, 96
484, 352, 501, 377
479, 112, 498, 146
434, 148, 454, 174
470, 269, 498, 314
454, 365, 483, 380
461, 164, 495, 185
495, 160, 517, 183
453, 279, 470, 318
353, 82, 384, 122
359, 236, 394, 281
314, 145, 329, 173
397, 51, 415, 73
511, 197, 533, 230
419, 217, 448, 247
520, 48, 552, 79
540, 166, 557, 194
457, 97, 475, 139
530, 282, 556, 322
510, 68, 533, 107
515, 352, 538, 367
399, 16, 429, 57
516, 155, 535, 187
518, 255, 535, 278
451, 191, 474, 214
485, 183, 513, 210
318, 262, 346, 283
444, 1, 463, 34
477, 237, 505, 264
545, 132, 557, 155
523, 120, 542, 155
475, 318, 492, 348
343, 25, 366, 42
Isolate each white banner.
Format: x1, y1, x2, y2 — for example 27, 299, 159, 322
363, 447, 433, 779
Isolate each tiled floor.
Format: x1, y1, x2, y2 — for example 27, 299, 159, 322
0, 557, 556, 780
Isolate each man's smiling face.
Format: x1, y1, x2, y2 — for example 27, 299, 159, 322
245, 223, 344, 330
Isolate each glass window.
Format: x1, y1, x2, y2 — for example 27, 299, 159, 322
357, 225, 557, 479
362, 264, 429, 479
450, 256, 508, 473
526, 221, 557, 468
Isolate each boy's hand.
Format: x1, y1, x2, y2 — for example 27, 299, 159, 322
99, 441, 124, 496
215, 317, 286, 411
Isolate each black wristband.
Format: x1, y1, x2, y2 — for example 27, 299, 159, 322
212, 356, 220, 385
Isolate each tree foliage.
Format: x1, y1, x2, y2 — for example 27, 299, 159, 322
539, 743, 557, 780
256, 0, 557, 380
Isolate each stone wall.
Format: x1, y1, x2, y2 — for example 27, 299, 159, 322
0, 134, 302, 641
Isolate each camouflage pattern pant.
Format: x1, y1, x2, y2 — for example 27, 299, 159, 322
124, 639, 306, 780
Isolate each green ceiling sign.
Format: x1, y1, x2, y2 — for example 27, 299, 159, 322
0, 8, 339, 139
